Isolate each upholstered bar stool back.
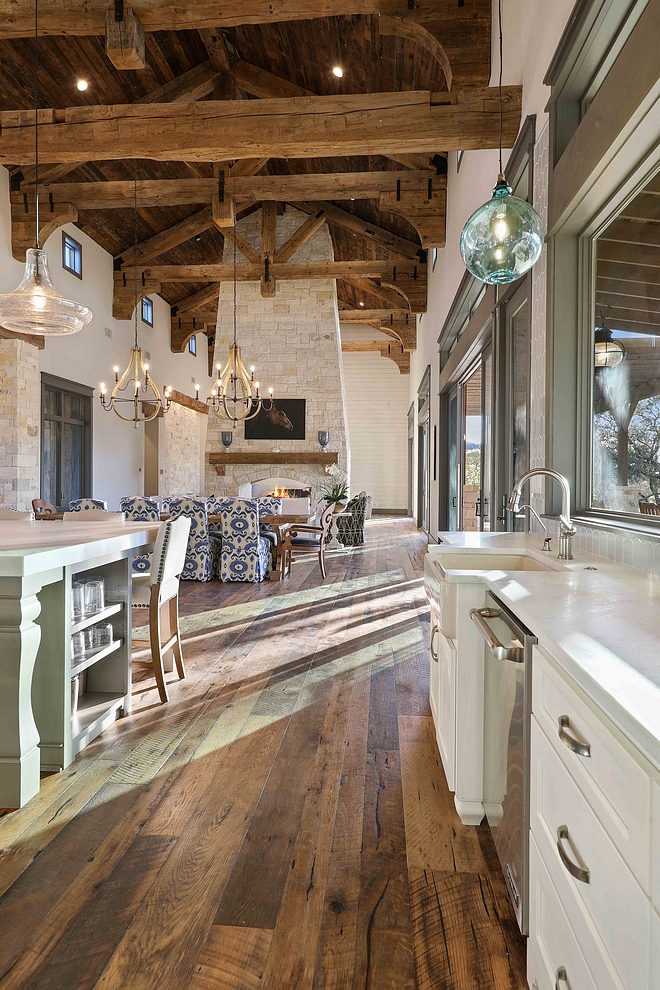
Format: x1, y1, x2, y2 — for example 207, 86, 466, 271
121, 496, 161, 574
132, 517, 191, 703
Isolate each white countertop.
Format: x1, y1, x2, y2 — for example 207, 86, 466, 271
0, 520, 161, 577
428, 532, 660, 770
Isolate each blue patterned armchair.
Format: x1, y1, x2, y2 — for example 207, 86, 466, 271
120, 496, 160, 573
219, 499, 272, 582
166, 496, 221, 581
256, 497, 283, 517
69, 498, 108, 511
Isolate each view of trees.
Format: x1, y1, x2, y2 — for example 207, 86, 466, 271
593, 395, 660, 504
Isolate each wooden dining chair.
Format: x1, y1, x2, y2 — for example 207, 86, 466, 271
0, 509, 34, 520
32, 499, 57, 515
280, 502, 334, 579
131, 517, 191, 703
639, 501, 660, 515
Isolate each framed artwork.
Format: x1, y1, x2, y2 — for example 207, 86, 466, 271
244, 398, 306, 440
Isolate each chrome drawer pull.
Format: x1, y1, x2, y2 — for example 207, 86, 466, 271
469, 608, 524, 662
556, 825, 590, 883
555, 967, 568, 989
430, 624, 439, 662
558, 715, 591, 758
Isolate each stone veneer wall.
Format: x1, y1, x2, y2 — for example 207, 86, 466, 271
205, 206, 350, 505
161, 401, 206, 496
0, 338, 39, 510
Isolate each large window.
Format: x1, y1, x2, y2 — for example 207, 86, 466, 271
590, 168, 660, 516
41, 375, 92, 509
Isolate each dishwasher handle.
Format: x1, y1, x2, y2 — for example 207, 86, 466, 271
470, 607, 525, 663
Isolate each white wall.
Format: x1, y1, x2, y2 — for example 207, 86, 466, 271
409, 0, 577, 537
0, 167, 213, 509
341, 324, 409, 511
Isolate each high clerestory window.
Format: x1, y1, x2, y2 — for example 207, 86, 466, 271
62, 232, 82, 279
141, 297, 154, 326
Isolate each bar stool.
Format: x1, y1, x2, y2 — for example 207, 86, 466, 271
131, 517, 191, 703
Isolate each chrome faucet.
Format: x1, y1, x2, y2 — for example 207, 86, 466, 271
516, 504, 552, 552
507, 469, 576, 560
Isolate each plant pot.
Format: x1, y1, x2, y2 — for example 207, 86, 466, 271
333, 502, 346, 514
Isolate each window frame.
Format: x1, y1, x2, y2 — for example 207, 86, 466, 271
61, 231, 83, 279
40, 373, 93, 510
141, 296, 154, 327
188, 334, 197, 356
577, 158, 660, 529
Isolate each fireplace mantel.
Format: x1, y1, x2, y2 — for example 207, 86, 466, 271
209, 451, 338, 474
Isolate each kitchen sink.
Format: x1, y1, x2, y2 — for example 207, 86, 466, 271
433, 552, 561, 576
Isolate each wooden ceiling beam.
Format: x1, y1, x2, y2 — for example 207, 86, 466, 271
274, 210, 326, 263
379, 173, 446, 248
19, 170, 437, 210
172, 283, 222, 317
115, 207, 213, 268
116, 259, 426, 312
339, 276, 411, 310
10, 201, 78, 262
379, 15, 451, 90
342, 340, 410, 373
0, 1, 484, 39
291, 200, 423, 260
338, 308, 410, 321
171, 315, 216, 354
0, 88, 522, 164
125, 260, 424, 281
105, 5, 145, 70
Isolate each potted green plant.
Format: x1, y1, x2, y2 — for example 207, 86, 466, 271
320, 480, 349, 513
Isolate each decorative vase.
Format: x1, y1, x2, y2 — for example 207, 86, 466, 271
333, 502, 345, 514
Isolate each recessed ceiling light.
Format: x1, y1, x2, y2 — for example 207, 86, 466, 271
359, 301, 364, 306
76, 79, 88, 92
332, 66, 343, 78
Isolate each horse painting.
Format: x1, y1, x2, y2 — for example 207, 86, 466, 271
244, 398, 306, 440
264, 403, 293, 431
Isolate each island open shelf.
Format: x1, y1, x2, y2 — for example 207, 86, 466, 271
33, 552, 134, 773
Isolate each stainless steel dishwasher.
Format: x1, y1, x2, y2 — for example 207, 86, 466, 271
470, 591, 537, 935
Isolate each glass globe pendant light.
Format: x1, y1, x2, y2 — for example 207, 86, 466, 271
459, 0, 544, 286
0, 0, 92, 336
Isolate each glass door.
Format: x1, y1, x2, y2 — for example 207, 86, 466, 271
481, 344, 494, 531
461, 366, 482, 531
503, 283, 531, 531
447, 387, 459, 530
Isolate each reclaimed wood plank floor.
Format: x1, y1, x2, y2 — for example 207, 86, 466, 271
0, 518, 527, 990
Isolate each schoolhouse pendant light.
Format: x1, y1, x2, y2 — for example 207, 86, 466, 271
594, 307, 625, 370
0, 0, 92, 336
459, 0, 544, 286
99, 170, 172, 427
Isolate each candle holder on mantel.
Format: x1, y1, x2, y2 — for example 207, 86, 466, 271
318, 430, 330, 453
221, 431, 233, 452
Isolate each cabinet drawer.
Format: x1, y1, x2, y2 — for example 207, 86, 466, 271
423, 555, 456, 638
531, 717, 650, 989
528, 834, 624, 990
533, 645, 654, 891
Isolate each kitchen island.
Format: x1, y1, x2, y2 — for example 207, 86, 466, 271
0, 519, 160, 810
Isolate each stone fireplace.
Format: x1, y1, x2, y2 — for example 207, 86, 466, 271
239, 476, 312, 514
204, 205, 350, 507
